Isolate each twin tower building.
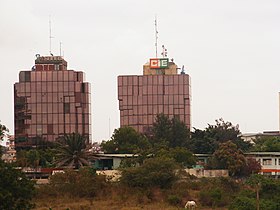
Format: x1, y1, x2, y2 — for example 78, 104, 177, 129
14, 55, 191, 148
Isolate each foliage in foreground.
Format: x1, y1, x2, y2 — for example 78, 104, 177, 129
0, 160, 35, 210
230, 174, 280, 210
34, 171, 280, 210
120, 156, 180, 189
197, 177, 240, 208
37, 168, 107, 198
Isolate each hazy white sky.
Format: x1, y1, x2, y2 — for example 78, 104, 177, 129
1, 0, 280, 142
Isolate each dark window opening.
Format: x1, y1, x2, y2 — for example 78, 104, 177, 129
64, 103, 70, 114
24, 72, 31, 82
47, 124, 54, 134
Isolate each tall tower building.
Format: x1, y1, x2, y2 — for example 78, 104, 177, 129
118, 57, 191, 134
14, 55, 91, 148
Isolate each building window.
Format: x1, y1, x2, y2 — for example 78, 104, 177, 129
55, 64, 59, 71
24, 72, 31, 82
47, 124, 54, 134
64, 103, 70, 114
263, 159, 272, 165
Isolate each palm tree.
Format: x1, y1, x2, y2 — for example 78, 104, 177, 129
55, 133, 92, 169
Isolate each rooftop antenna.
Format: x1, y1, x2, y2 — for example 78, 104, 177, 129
59, 41, 62, 56
109, 117, 111, 138
180, 65, 186, 74
49, 16, 54, 56
155, 15, 159, 58
161, 45, 167, 58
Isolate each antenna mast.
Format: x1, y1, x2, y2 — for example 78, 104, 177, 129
60, 42, 62, 56
49, 16, 54, 55
155, 16, 159, 58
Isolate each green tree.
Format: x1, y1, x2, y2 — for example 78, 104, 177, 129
26, 150, 40, 169
0, 160, 35, 209
120, 156, 179, 188
16, 148, 55, 168
252, 136, 280, 152
170, 117, 191, 148
101, 126, 151, 154
192, 119, 252, 153
55, 133, 92, 169
160, 147, 196, 168
16, 150, 28, 167
38, 148, 55, 167
151, 113, 172, 145
151, 114, 190, 148
206, 118, 240, 142
189, 128, 216, 154
207, 141, 246, 176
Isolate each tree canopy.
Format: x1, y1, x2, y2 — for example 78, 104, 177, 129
252, 136, 280, 152
0, 160, 35, 209
189, 128, 216, 154
154, 147, 196, 168
101, 126, 151, 154
207, 141, 246, 176
190, 118, 252, 153
55, 133, 92, 169
151, 114, 191, 148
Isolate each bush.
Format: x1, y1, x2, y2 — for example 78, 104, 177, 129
199, 188, 222, 207
169, 181, 190, 197
229, 196, 255, 210
37, 168, 107, 198
167, 195, 181, 206
120, 156, 179, 189
260, 199, 280, 210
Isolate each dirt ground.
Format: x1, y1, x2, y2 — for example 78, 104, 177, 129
34, 198, 227, 210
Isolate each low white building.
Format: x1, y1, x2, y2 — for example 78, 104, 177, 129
246, 152, 280, 176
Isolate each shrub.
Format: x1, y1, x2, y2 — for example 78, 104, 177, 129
37, 168, 107, 198
199, 188, 222, 207
120, 156, 179, 189
167, 195, 181, 206
229, 196, 255, 210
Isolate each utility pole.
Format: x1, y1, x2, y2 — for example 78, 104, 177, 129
256, 182, 260, 210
